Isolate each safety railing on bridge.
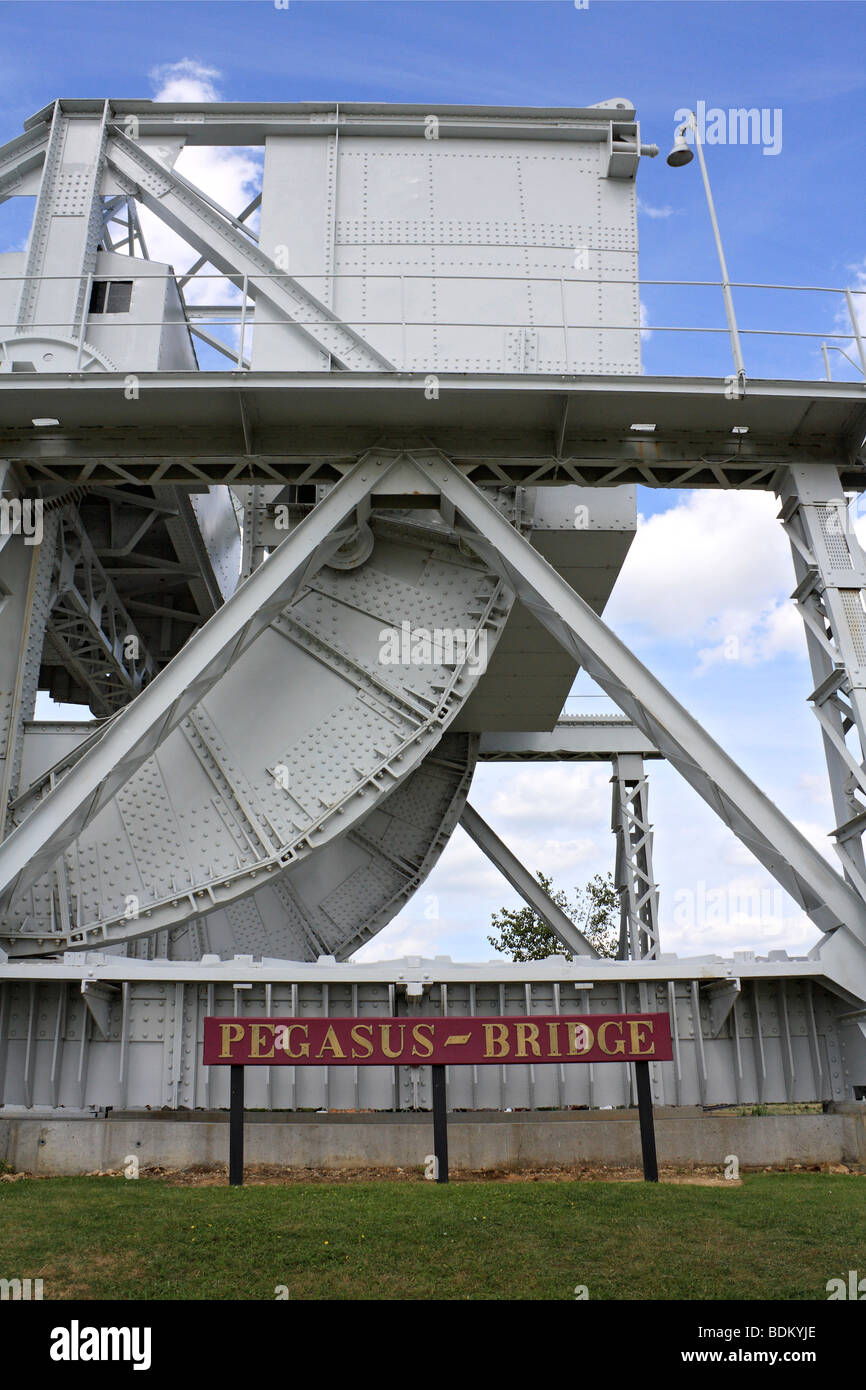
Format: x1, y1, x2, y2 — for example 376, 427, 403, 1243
0, 270, 864, 383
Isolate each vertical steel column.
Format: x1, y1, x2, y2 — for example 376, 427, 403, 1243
16, 101, 110, 342
239, 485, 270, 577
0, 517, 58, 832
777, 464, 866, 898
50, 984, 66, 1109
611, 753, 661, 960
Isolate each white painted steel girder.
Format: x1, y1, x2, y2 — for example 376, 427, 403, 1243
408, 451, 866, 949
0, 458, 390, 921
0, 461, 514, 957
103, 129, 394, 372
0, 125, 48, 203
460, 801, 599, 958
1, 375, 863, 490
15, 106, 109, 339
611, 753, 661, 961
478, 718, 662, 761
777, 465, 866, 900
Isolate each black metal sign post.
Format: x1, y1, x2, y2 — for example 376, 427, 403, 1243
634, 1059, 659, 1182
431, 1063, 449, 1184
229, 1064, 245, 1187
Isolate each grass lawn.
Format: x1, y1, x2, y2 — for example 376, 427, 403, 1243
1, 1173, 862, 1300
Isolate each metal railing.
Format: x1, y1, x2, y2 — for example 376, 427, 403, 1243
0, 270, 864, 382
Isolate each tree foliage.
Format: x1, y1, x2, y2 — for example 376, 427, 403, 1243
487, 870, 619, 962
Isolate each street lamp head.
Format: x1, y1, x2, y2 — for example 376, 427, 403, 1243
666, 131, 694, 167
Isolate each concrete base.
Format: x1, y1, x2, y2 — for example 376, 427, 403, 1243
2, 1108, 866, 1176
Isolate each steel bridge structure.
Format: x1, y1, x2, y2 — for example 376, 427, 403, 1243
0, 97, 865, 1115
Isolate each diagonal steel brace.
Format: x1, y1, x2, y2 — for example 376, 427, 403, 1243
0, 456, 393, 914
460, 801, 599, 958
408, 450, 866, 950
104, 128, 394, 372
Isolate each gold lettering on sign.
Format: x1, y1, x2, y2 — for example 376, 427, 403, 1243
380, 1024, 405, 1059
546, 1022, 561, 1057
317, 1025, 346, 1060
283, 1024, 310, 1059
627, 1020, 656, 1056
597, 1021, 626, 1055
515, 1022, 541, 1058
483, 1023, 509, 1058
218, 1022, 244, 1059
350, 1024, 374, 1059
411, 1023, 434, 1058
250, 1023, 276, 1060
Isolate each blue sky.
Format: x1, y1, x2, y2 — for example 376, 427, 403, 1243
1, 0, 864, 964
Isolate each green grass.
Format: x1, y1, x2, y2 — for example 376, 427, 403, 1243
1, 1173, 863, 1300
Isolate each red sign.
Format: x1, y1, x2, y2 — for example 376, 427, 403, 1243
203, 1013, 673, 1067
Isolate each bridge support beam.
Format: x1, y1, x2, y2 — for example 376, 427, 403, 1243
407, 450, 866, 978
459, 801, 599, 959
0, 455, 393, 918
611, 754, 661, 961
777, 465, 866, 900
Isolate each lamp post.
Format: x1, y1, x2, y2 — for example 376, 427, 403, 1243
667, 113, 746, 387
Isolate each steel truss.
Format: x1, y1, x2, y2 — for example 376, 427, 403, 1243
0, 103, 862, 969
0, 96, 864, 1117
46, 507, 157, 716
381, 452, 866, 948
103, 126, 392, 372
611, 754, 661, 961
0, 450, 863, 1008
0, 462, 377, 924
778, 465, 866, 900
1, 375, 865, 491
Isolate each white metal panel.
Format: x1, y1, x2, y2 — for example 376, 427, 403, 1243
83, 252, 197, 372
2, 517, 512, 960
0, 963, 856, 1112
254, 132, 639, 373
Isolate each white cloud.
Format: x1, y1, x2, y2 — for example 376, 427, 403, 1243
638, 197, 675, 220
663, 895, 816, 957
508, 836, 602, 875
606, 490, 804, 671
130, 62, 261, 325
486, 764, 609, 828
353, 925, 445, 963
797, 771, 832, 807
696, 600, 802, 673
149, 59, 221, 104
